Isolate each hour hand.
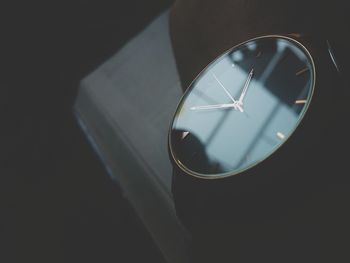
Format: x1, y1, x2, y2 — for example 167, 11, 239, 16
190, 103, 243, 111
238, 68, 254, 106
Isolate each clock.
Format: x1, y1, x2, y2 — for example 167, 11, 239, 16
168, 35, 317, 179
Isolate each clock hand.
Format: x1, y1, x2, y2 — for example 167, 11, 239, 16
212, 73, 239, 104
190, 103, 243, 111
238, 68, 254, 106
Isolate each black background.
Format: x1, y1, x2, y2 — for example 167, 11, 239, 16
1, 1, 350, 262
1, 1, 172, 262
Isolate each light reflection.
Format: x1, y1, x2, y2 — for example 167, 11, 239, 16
178, 69, 301, 170
232, 50, 244, 62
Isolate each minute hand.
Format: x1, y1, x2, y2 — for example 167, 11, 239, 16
238, 68, 254, 105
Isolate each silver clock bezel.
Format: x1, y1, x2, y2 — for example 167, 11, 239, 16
168, 34, 316, 180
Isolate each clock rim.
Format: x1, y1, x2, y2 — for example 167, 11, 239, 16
168, 34, 317, 180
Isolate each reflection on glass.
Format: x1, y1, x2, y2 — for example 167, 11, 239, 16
170, 36, 315, 178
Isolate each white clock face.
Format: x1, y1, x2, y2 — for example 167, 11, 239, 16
169, 36, 315, 178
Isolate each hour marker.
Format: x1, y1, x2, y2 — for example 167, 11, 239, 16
181, 131, 190, 140
295, 99, 307, 104
276, 132, 285, 140
296, 67, 309, 76
256, 51, 262, 58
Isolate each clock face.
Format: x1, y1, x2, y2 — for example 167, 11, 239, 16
169, 36, 315, 179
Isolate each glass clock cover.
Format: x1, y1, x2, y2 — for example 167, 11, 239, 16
169, 36, 315, 178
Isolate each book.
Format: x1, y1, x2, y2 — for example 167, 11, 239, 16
74, 10, 189, 263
